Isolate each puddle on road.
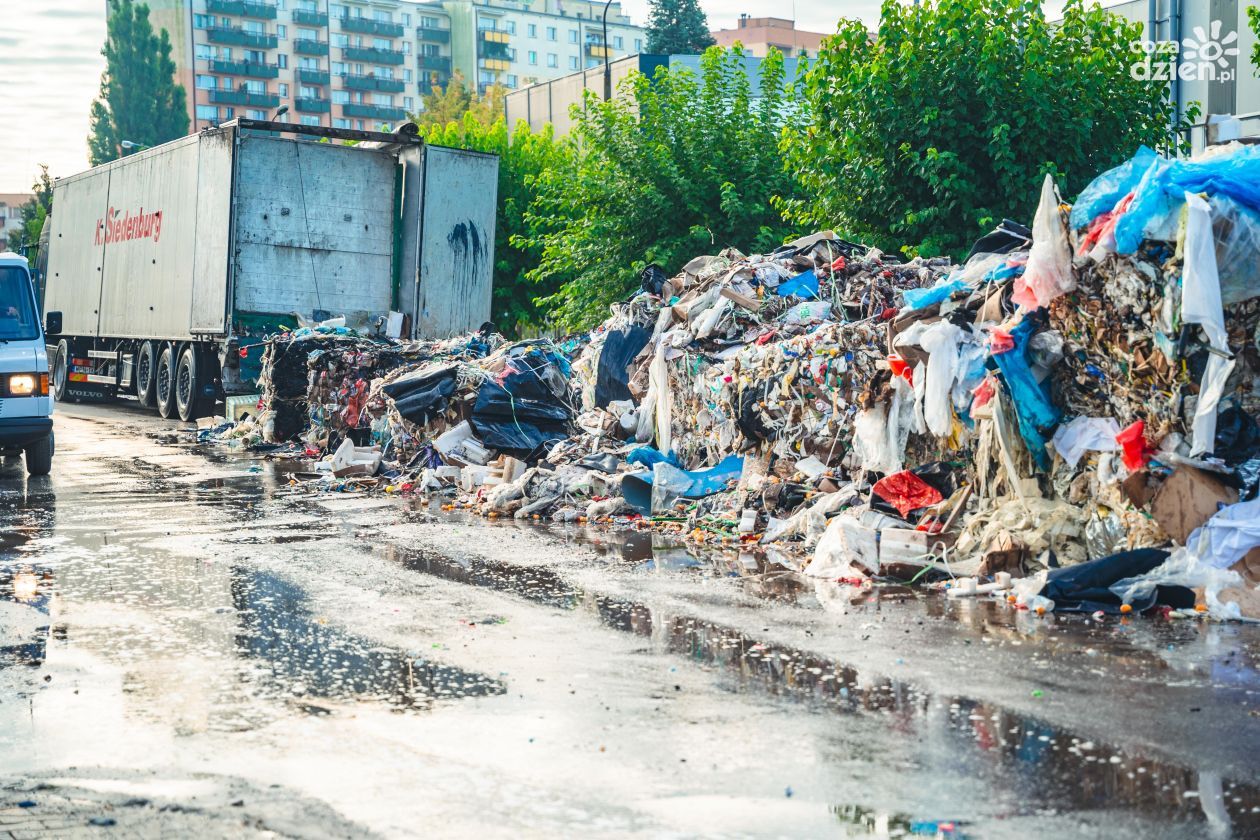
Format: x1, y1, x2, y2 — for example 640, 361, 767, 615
381, 542, 1260, 834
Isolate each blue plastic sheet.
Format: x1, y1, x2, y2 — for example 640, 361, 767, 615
991, 318, 1061, 471
902, 277, 969, 311
1069, 146, 1158, 230
776, 269, 820, 299
621, 454, 745, 514
626, 446, 681, 469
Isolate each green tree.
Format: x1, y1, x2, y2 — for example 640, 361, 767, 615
6, 166, 54, 257
88, 0, 188, 165
519, 47, 800, 331
1250, 5, 1260, 73
414, 71, 506, 130
781, 0, 1193, 258
646, 0, 716, 54
420, 114, 571, 335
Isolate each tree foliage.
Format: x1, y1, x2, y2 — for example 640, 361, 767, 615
1250, 5, 1260, 74
6, 166, 54, 257
420, 114, 571, 335
88, 0, 189, 165
414, 71, 507, 130
519, 47, 800, 331
781, 0, 1194, 257
646, 0, 716, 54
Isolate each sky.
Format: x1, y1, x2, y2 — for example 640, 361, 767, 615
0, 0, 1074, 194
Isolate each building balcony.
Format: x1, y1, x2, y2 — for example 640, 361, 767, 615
296, 68, 330, 85
586, 43, 611, 59
478, 41, 511, 60
205, 27, 278, 49
342, 103, 407, 121
419, 55, 451, 72
295, 97, 331, 113
209, 58, 278, 78
294, 38, 329, 55
209, 88, 280, 107
291, 9, 328, 26
418, 27, 450, 43
206, 0, 277, 20
344, 74, 404, 92
479, 29, 511, 44
419, 73, 449, 94
339, 16, 405, 37
343, 46, 405, 65
479, 58, 510, 72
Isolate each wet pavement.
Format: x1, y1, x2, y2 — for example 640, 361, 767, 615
1, 403, 1259, 838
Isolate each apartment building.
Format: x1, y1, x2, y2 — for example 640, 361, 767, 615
151, 0, 421, 132
439, 0, 643, 94
149, 0, 641, 133
0, 194, 34, 249
710, 15, 827, 58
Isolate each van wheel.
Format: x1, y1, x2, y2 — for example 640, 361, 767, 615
25, 433, 53, 477
52, 340, 74, 403
174, 345, 207, 422
155, 343, 177, 419
135, 341, 159, 407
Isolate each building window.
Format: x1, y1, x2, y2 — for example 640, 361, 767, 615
421, 43, 439, 56
298, 27, 317, 40
245, 49, 265, 62
634, 38, 642, 51
506, 75, 517, 88
504, 20, 516, 34
301, 115, 321, 126
421, 16, 440, 28
403, 96, 414, 109
332, 61, 347, 74
220, 76, 235, 89
334, 118, 351, 128
614, 36, 623, 49
279, 82, 289, 96
333, 90, 350, 104
300, 85, 319, 98
195, 74, 216, 89
243, 79, 266, 93
277, 24, 287, 39
195, 43, 213, 60
195, 105, 218, 121
375, 67, 394, 80
568, 30, 577, 43
402, 13, 410, 26
402, 41, 411, 54
374, 10, 392, 22
546, 53, 557, 67
403, 69, 412, 81
193, 14, 212, 28
276, 54, 288, 68
527, 23, 536, 38
247, 108, 267, 119
275, 0, 285, 9
334, 33, 350, 47
546, 26, 556, 41
330, 3, 346, 18
242, 19, 264, 34
568, 55, 578, 70
371, 93, 394, 106
373, 37, 392, 50
527, 50, 537, 65
356, 120, 365, 129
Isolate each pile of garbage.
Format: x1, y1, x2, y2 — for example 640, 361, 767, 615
208, 142, 1260, 622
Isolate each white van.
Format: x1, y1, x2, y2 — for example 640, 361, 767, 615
0, 251, 55, 476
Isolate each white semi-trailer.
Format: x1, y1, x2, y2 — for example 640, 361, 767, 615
43, 119, 498, 421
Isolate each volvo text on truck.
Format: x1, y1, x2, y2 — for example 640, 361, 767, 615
42, 119, 498, 421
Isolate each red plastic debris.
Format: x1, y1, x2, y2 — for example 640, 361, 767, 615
1115, 420, 1152, 471
887, 353, 913, 384
871, 471, 944, 517
989, 328, 1015, 354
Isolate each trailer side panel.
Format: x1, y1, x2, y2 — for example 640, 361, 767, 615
231, 136, 396, 323
190, 130, 235, 334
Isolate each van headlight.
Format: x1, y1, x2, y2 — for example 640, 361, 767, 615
8, 374, 37, 395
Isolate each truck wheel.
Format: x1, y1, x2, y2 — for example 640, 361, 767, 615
155, 343, 177, 419
25, 433, 53, 477
52, 340, 75, 403
174, 345, 205, 422
135, 341, 159, 407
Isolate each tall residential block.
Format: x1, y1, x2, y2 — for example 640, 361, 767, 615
148, 0, 642, 134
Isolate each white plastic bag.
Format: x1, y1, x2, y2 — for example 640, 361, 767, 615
1110, 548, 1244, 620
1012, 174, 1074, 310
920, 321, 962, 437
1182, 192, 1236, 457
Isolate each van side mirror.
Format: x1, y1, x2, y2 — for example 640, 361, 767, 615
45, 311, 62, 336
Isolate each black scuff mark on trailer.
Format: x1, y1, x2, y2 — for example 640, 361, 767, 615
447, 221, 487, 325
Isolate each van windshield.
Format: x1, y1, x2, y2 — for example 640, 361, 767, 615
0, 266, 40, 341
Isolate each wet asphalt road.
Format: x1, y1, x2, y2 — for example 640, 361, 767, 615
1, 403, 1260, 838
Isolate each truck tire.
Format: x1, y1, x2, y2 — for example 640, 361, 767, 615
52, 340, 75, 403
174, 345, 207, 422
155, 343, 177, 419
25, 432, 53, 477
135, 341, 159, 407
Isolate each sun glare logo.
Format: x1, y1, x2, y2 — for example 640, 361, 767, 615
1130, 20, 1239, 82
